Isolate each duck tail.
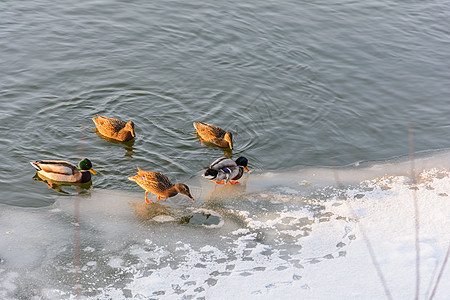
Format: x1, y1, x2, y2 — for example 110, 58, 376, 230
202, 168, 218, 180
128, 175, 137, 182
30, 161, 41, 171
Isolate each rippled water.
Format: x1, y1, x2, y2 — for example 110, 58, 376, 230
1, 1, 450, 298
1, 1, 449, 205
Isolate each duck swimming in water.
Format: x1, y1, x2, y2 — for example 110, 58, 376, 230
93, 114, 136, 142
30, 158, 97, 184
193, 121, 233, 149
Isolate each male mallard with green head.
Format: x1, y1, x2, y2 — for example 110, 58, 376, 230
128, 167, 194, 204
93, 114, 136, 142
193, 121, 233, 149
203, 156, 249, 185
30, 158, 97, 183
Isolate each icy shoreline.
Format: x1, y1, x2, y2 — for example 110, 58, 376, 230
1, 152, 449, 299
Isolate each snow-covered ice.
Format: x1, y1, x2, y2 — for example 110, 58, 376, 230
0, 153, 449, 299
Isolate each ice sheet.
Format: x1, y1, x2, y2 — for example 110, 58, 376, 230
1, 154, 449, 299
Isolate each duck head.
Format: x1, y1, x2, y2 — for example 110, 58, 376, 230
125, 121, 136, 138
174, 183, 194, 200
78, 158, 97, 175
224, 132, 233, 149
235, 156, 249, 172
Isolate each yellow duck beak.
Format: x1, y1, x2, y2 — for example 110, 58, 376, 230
89, 168, 97, 175
244, 166, 249, 172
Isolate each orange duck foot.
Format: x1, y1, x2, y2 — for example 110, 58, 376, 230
229, 180, 241, 185
157, 195, 167, 202
215, 180, 225, 184
145, 192, 153, 204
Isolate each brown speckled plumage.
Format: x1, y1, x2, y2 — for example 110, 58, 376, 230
193, 121, 233, 149
128, 167, 194, 203
93, 114, 136, 142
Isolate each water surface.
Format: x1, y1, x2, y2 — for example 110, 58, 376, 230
1, 0, 448, 207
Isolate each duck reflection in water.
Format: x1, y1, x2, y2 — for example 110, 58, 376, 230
131, 201, 176, 223
195, 137, 233, 157
123, 141, 135, 157
33, 173, 92, 194
94, 131, 136, 157
206, 175, 248, 202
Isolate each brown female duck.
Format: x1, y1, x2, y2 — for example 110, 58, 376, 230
92, 114, 136, 142
193, 121, 233, 149
128, 167, 194, 204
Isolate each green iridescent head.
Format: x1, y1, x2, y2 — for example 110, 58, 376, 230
78, 158, 97, 175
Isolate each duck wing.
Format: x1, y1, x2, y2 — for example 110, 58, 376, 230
193, 122, 226, 139
94, 115, 127, 132
30, 160, 77, 175
209, 157, 237, 170
136, 169, 173, 191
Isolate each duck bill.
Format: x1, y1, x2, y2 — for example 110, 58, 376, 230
244, 166, 249, 172
89, 168, 97, 175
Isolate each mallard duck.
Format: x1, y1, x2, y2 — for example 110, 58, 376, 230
30, 158, 97, 183
128, 167, 194, 204
92, 114, 136, 142
203, 156, 249, 184
193, 121, 233, 149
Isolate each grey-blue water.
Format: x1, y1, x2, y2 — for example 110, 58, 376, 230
1, 1, 450, 298
1, 0, 449, 207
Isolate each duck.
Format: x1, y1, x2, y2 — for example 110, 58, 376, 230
30, 158, 97, 184
203, 156, 249, 184
193, 121, 233, 149
128, 167, 194, 204
92, 114, 136, 142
